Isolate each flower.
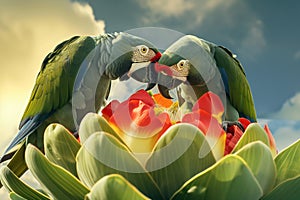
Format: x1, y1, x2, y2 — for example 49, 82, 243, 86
3, 90, 298, 200
101, 89, 172, 153
224, 118, 251, 155
102, 90, 227, 159
181, 92, 226, 160
224, 117, 277, 156
263, 124, 277, 156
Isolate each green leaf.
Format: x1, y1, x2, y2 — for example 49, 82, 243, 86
78, 113, 124, 145
76, 132, 164, 200
0, 166, 49, 200
0, 142, 27, 189
145, 123, 216, 199
9, 192, 27, 200
172, 155, 263, 200
44, 124, 81, 176
232, 123, 270, 153
235, 141, 276, 194
261, 175, 300, 200
25, 144, 89, 200
274, 139, 300, 186
85, 174, 150, 200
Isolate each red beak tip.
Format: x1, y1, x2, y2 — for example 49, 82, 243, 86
150, 52, 162, 62
154, 63, 172, 76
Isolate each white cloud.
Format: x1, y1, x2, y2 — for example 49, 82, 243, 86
258, 119, 300, 152
0, 1, 104, 196
294, 50, 300, 60
240, 19, 266, 59
139, 0, 194, 17
273, 126, 300, 151
268, 93, 300, 120
138, 0, 235, 24
137, 0, 265, 59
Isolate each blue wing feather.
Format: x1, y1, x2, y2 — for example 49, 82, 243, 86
2, 114, 50, 155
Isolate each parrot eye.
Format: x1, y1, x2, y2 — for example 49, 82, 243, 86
138, 45, 149, 56
177, 60, 188, 70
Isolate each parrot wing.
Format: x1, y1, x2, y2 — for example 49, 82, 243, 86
3, 36, 97, 155
213, 46, 257, 122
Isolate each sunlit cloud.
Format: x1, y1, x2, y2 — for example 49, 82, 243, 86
0, 0, 105, 197
0, 0, 105, 153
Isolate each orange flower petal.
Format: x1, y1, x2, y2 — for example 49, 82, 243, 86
152, 93, 173, 108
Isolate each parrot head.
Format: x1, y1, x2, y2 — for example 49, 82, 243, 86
153, 35, 217, 98
105, 32, 161, 82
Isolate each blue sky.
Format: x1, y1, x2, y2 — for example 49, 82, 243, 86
0, 0, 299, 152
78, 0, 300, 117
0, 0, 299, 198
0, 0, 299, 149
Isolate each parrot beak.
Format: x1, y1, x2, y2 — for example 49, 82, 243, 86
126, 52, 184, 99
126, 52, 162, 83
127, 61, 158, 83
154, 63, 185, 99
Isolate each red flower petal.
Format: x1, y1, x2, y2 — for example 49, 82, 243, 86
238, 117, 251, 130
264, 124, 277, 156
128, 89, 154, 107
224, 126, 244, 155
101, 100, 120, 120
181, 110, 212, 134
182, 109, 226, 160
192, 92, 224, 116
157, 112, 172, 137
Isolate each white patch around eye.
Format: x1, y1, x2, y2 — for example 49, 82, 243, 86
136, 45, 149, 56
177, 59, 188, 70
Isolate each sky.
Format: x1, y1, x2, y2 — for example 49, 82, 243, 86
0, 0, 299, 197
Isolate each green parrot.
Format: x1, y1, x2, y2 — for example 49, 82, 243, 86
0, 32, 161, 181
154, 35, 257, 125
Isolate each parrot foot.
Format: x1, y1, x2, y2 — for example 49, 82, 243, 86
222, 121, 245, 133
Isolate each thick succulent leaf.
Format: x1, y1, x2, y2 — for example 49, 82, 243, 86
235, 141, 276, 194
145, 123, 216, 199
9, 192, 27, 200
25, 144, 89, 200
78, 113, 124, 145
172, 155, 263, 200
85, 174, 150, 200
44, 124, 81, 176
3, 142, 27, 188
76, 132, 164, 200
0, 166, 49, 200
261, 175, 300, 200
232, 123, 270, 153
274, 139, 300, 186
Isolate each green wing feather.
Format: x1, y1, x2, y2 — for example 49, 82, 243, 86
19, 36, 96, 128
213, 45, 257, 122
